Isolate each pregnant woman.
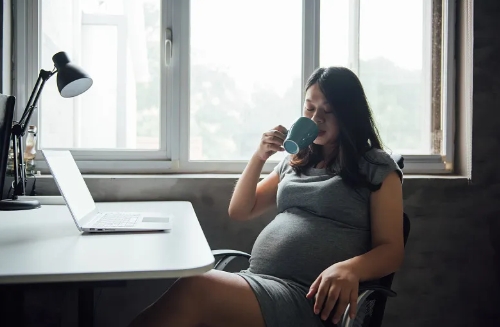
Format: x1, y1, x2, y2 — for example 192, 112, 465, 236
129, 66, 404, 327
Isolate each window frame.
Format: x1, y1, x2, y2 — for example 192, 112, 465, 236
14, 0, 464, 175
14, 0, 173, 174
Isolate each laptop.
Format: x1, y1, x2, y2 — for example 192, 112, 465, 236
42, 149, 172, 233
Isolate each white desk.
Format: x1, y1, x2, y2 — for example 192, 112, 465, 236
0, 201, 215, 326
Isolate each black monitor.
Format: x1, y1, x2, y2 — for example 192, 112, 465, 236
0, 94, 15, 201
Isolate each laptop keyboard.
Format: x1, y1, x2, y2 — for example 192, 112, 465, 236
93, 212, 141, 228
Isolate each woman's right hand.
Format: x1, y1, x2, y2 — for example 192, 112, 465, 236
254, 125, 288, 161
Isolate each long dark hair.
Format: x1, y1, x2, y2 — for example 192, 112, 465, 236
290, 66, 384, 190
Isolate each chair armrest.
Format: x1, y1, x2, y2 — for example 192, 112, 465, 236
339, 285, 396, 327
390, 153, 404, 169
359, 282, 397, 297
212, 249, 251, 271
212, 249, 251, 258
211, 250, 397, 297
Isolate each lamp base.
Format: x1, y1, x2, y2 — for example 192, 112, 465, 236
0, 198, 41, 211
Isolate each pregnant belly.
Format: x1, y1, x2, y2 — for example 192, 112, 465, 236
248, 211, 370, 287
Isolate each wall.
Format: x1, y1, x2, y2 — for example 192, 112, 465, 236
4, 0, 500, 326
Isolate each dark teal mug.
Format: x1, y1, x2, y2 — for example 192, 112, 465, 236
283, 117, 319, 154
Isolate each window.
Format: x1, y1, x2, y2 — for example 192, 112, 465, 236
189, 0, 302, 162
40, 0, 161, 150
321, 0, 432, 155
15, 0, 462, 174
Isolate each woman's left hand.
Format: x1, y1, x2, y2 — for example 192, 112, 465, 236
306, 262, 360, 324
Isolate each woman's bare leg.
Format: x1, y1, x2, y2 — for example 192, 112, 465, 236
128, 270, 265, 327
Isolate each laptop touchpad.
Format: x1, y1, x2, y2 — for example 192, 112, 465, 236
142, 217, 170, 223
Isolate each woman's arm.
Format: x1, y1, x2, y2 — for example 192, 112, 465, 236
228, 125, 286, 221
306, 171, 404, 323
228, 155, 280, 221
340, 171, 405, 281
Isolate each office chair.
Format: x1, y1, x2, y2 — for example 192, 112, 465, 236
212, 154, 409, 327
0, 94, 15, 201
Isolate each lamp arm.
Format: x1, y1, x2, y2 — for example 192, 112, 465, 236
17, 68, 56, 134
9, 68, 55, 198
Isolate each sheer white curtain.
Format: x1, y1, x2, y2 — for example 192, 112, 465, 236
41, 0, 150, 149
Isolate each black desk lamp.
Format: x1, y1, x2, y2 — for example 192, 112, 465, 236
0, 51, 92, 211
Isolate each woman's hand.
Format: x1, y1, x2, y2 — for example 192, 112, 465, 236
254, 125, 287, 161
306, 263, 360, 324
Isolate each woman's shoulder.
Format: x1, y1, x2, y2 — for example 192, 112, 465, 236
359, 148, 403, 185
361, 148, 396, 163
273, 155, 294, 180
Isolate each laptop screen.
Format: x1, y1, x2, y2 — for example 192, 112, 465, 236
42, 150, 96, 223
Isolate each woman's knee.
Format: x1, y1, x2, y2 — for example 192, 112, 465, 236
163, 275, 213, 313
129, 274, 220, 327
178, 271, 265, 327
134, 271, 264, 327
168, 272, 249, 321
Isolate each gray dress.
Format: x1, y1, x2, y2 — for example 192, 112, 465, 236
236, 148, 403, 327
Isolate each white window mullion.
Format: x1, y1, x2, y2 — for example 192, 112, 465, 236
163, 0, 174, 163
174, 0, 189, 168
302, 0, 320, 101
348, 0, 360, 75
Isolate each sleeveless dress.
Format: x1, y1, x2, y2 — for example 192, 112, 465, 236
235, 148, 403, 327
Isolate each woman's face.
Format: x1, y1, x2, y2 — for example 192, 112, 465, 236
303, 83, 339, 146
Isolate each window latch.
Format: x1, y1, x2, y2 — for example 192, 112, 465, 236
165, 28, 173, 66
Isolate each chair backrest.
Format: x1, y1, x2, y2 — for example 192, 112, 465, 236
390, 153, 404, 171
0, 94, 15, 200
366, 213, 410, 327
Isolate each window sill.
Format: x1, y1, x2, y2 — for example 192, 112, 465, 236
12, 173, 470, 203
31, 173, 470, 181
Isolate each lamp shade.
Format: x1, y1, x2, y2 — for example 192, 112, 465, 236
52, 52, 93, 98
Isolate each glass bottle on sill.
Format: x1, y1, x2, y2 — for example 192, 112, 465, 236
6, 140, 15, 176
24, 125, 37, 177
